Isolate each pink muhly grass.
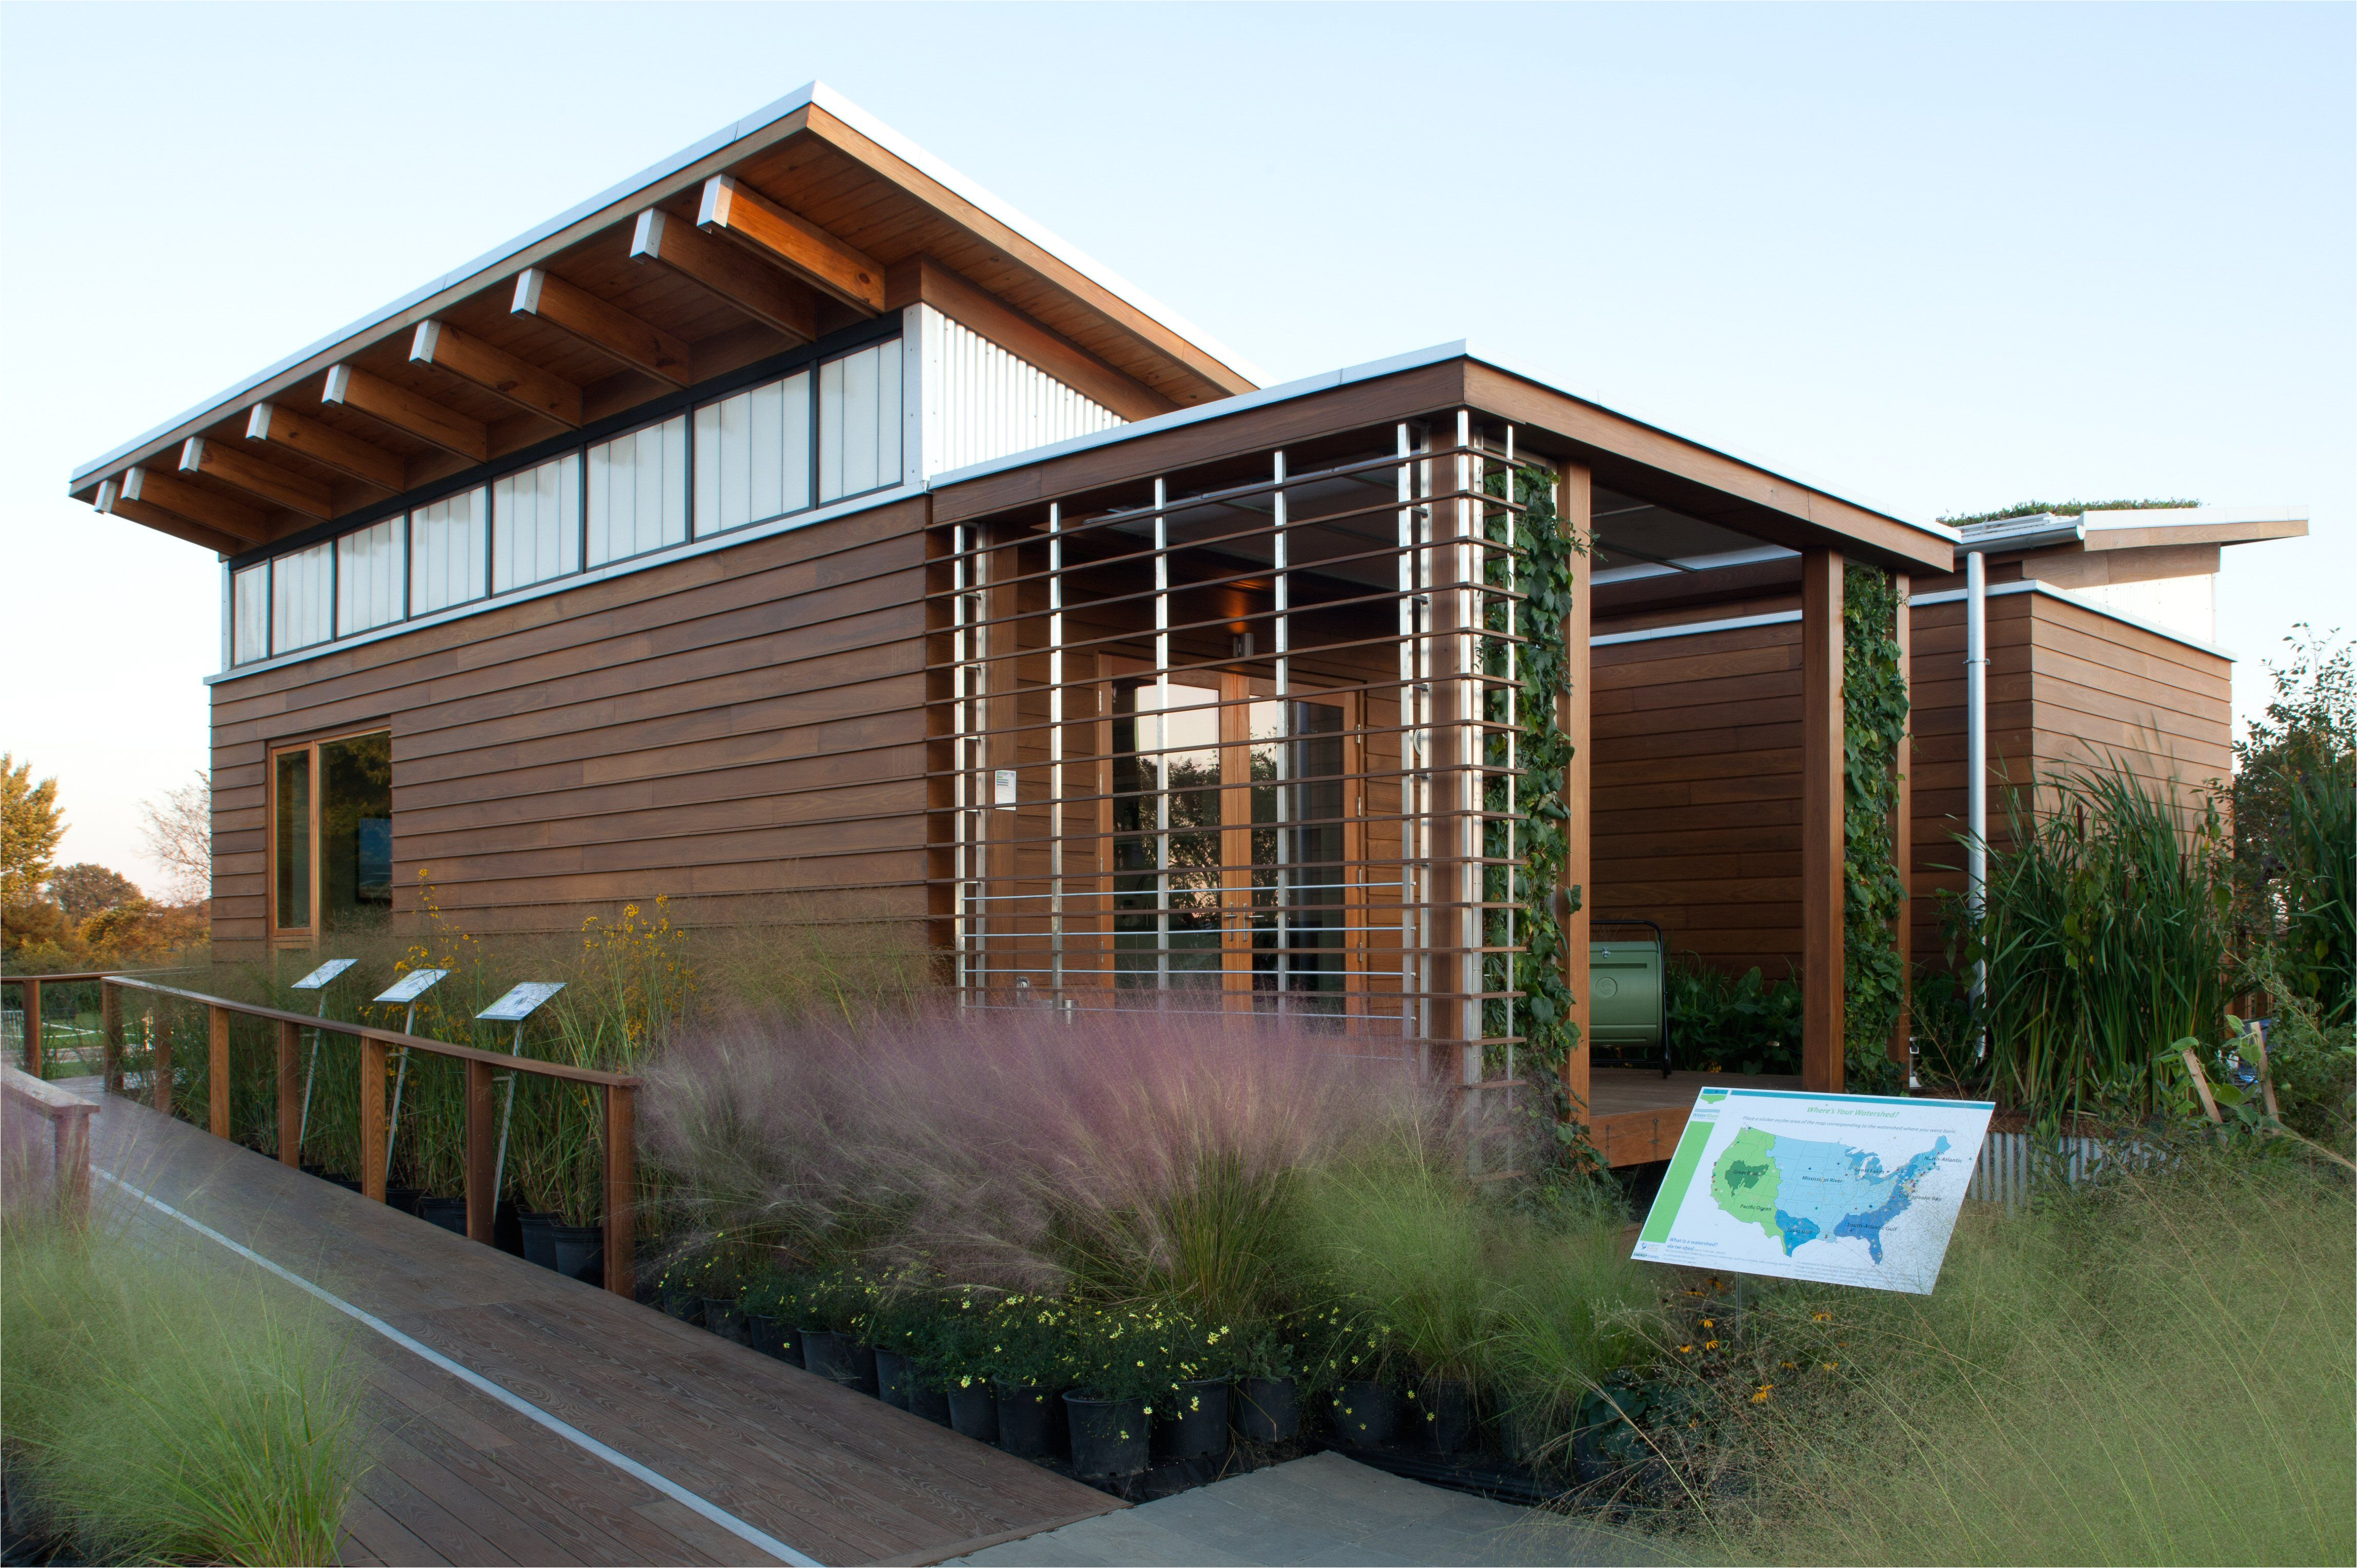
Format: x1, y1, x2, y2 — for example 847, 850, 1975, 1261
640, 1002, 1447, 1320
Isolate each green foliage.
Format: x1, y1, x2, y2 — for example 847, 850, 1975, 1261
2233, 627, 2355, 1027
1952, 763, 2238, 1126
47, 861, 141, 921
1841, 567, 1909, 1093
975, 1293, 1079, 1387
1478, 462, 1597, 1171
1935, 497, 2200, 528
1667, 961, 1802, 1075
2, 1216, 364, 1565
1663, 1147, 2355, 1565
1, 751, 65, 907
1056, 1300, 1223, 1408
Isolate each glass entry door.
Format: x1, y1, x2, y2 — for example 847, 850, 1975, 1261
1106, 670, 1357, 1009
270, 729, 393, 946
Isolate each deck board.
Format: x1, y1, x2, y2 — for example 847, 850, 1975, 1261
77, 1086, 1123, 1568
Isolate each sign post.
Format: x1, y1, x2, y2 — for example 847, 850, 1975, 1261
474, 983, 564, 1219
371, 968, 449, 1184
288, 959, 357, 1154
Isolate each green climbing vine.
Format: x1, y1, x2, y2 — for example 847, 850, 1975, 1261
1843, 566, 1910, 1093
1479, 463, 1601, 1172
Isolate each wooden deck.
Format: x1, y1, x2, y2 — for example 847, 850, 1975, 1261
1588, 1068, 1802, 1166
78, 1086, 1122, 1567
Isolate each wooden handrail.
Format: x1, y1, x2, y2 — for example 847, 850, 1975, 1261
103, 976, 642, 1088
97, 974, 638, 1298
3, 1064, 98, 1217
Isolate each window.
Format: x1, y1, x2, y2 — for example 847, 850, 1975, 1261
588, 414, 687, 565
411, 488, 488, 614
493, 453, 581, 592
336, 516, 405, 635
694, 370, 811, 536
271, 730, 393, 943
232, 564, 269, 665
819, 341, 903, 503
272, 541, 334, 654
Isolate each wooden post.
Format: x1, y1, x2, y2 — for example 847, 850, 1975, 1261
54, 1104, 92, 1219
20, 979, 41, 1078
465, 1059, 497, 1244
1560, 464, 1594, 1133
101, 981, 121, 1094
151, 1010, 173, 1117
276, 1017, 301, 1164
208, 1005, 231, 1137
604, 1084, 636, 1298
1888, 574, 1914, 1071
359, 1036, 388, 1203
1801, 547, 1846, 1093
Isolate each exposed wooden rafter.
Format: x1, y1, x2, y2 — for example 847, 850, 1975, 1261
630, 208, 816, 344
886, 255, 1175, 422
179, 438, 334, 519
95, 477, 242, 556
696, 174, 884, 315
323, 364, 490, 462
246, 403, 406, 492
410, 321, 582, 427
511, 268, 692, 387
120, 465, 268, 544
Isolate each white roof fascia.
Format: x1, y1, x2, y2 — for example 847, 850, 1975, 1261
72, 82, 1260, 489
2080, 504, 2309, 533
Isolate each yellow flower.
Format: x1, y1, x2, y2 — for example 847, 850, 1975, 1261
1811, 1311, 1832, 1323
1751, 1385, 1774, 1404
1701, 1318, 1715, 1329
1704, 1339, 1721, 1350
1676, 1344, 1693, 1354
1821, 1361, 1838, 1371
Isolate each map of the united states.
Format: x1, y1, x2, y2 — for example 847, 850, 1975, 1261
1709, 1125, 1950, 1263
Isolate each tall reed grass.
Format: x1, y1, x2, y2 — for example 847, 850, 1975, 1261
1962, 762, 2237, 1124
2, 1179, 365, 1563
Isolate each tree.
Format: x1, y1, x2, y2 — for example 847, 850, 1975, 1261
141, 770, 212, 906
49, 862, 141, 921
2, 753, 65, 907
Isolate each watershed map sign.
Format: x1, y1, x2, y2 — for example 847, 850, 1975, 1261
1633, 1089, 1994, 1294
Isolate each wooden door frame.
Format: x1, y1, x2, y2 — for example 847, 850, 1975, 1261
265, 724, 393, 951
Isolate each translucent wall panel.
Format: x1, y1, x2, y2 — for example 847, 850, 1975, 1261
411, 489, 488, 614
819, 342, 903, 503
588, 414, 688, 565
493, 452, 581, 592
336, 516, 405, 635
232, 563, 270, 664
694, 370, 812, 536
271, 541, 334, 654
920, 306, 1123, 478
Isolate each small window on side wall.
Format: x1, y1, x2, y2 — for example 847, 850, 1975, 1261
411, 489, 488, 614
232, 563, 269, 664
272, 542, 334, 654
819, 342, 903, 503
271, 729, 394, 944
588, 415, 687, 566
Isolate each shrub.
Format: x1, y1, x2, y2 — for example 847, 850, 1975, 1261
1668, 961, 1803, 1075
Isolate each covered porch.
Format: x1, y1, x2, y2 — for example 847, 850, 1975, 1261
923, 354, 1953, 1165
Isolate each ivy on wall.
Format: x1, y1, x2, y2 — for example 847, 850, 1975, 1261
1479, 464, 1602, 1172
1843, 566, 1911, 1093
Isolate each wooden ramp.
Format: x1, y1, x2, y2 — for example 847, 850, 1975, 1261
79, 1088, 1121, 1567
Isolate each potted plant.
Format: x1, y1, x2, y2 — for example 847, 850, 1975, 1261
1058, 1303, 1190, 1481
932, 1287, 1000, 1443
1154, 1310, 1234, 1462
1306, 1302, 1399, 1447
981, 1295, 1071, 1460
782, 1267, 880, 1396
1230, 1319, 1302, 1443
738, 1268, 800, 1364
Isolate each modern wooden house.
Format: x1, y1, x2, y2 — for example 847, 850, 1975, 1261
74, 84, 2293, 1163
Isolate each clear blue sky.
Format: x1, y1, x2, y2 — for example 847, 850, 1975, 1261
4, 2, 2349, 886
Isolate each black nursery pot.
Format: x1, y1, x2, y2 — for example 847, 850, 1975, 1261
946, 1382, 998, 1443
517, 1211, 559, 1270
1417, 1378, 1475, 1455
875, 1348, 913, 1409
416, 1197, 468, 1235
994, 1382, 1065, 1459
550, 1224, 602, 1283
746, 1314, 795, 1363
663, 1290, 704, 1325
1233, 1376, 1299, 1443
907, 1368, 952, 1426
1330, 1379, 1399, 1447
1155, 1379, 1228, 1460
385, 1186, 423, 1217
1063, 1391, 1150, 1479
702, 1299, 748, 1344
802, 1331, 881, 1396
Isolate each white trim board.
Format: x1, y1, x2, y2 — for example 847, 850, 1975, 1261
1591, 610, 1799, 647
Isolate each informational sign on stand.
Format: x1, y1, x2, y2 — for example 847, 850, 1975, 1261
1632, 1088, 1994, 1295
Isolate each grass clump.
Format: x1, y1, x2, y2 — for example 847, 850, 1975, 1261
1594, 1146, 2355, 1564
1, 1208, 365, 1564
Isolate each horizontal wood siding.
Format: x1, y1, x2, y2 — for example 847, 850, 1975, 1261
210, 498, 932, 956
